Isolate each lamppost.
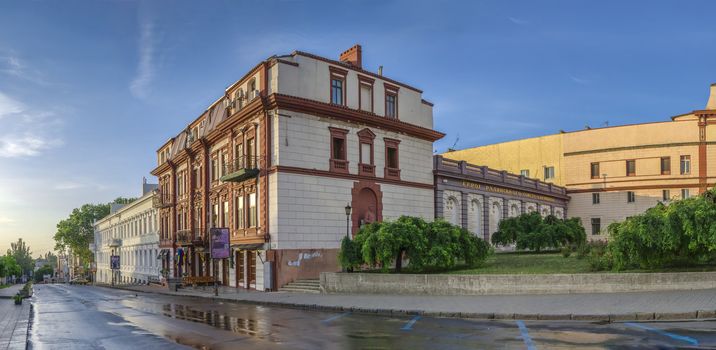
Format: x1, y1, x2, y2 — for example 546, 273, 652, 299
344, 204, 352, 240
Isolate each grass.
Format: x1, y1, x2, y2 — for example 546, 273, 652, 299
447, 251, 591, 275
0, 284, 10, 289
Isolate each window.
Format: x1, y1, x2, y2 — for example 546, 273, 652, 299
221, 152, 228, 177
662, 189, 670, 201
520, 169, 529, 178
592, 193, 600, 204
661, 157, 671, 175
360, 143, 371, 164
384, 138, 401, 180
248, 192, 257, 227
248, 79, 256, 95
680, 155, 691, 175
211, 157, 218, 181
222, 201, 229, 228
627, 191, 635, 203
235, 142, 243, 166
626, 160, 636, 176
591, 218, 601, 235
385, 93, 397, 119
544, 166, 555, 180
358, 75, 374, 112
329, 127, 349, 173
681, 189, 690, 199
235, 195, 244, 229
329, 66, 347, 106
211, 204, 219, 227
590, 163, 600, 179
246, 138, 255, 168
357, 128, 375, 176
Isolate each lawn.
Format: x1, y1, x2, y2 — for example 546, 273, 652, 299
447, 251, 591, 275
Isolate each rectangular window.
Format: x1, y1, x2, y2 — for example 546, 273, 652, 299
246, 138, 255, 168
680, 155, 691, 175
662, 189, 670, 201
360, 143, 372, 164
222, 201, 229, 228
212, 204, 219, 227
520, 169, 529, 178
591, 218, 601, 235
332, 138, 345, 160
681, 189, 690, 199
661, 157, 671, 175
221, 152, 228, 176
590, 163, 600, 179
331, 78, 344, 105
592, 193, 600, 204
544, 166, 555, 180
249, 193, 257, 228
211, 158, 218, 181
360, 83, 373, 112
386, 147, 398, 169
384, 138, 401, 180
235, 143, 244, 167
627, 191, 635, 203
385, 93, 397, 119
626, 160, 636, 176
235, 195, 244, 229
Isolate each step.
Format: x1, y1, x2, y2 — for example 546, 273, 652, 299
278, 287, 320, 294
293, 279, 320, 284
285, 282, 320, 288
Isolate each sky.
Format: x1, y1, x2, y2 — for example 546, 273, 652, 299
1, 0, 715, 256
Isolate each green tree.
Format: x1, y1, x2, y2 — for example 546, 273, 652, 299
7, 238, 33, 276
54, 203, 110, 264
0, 255, 22, 278
34, 265, 53, 282
492, 212, 586, 252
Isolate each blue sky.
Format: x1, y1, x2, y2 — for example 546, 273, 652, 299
1, 0, 715, 255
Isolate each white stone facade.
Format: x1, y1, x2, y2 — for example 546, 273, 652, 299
94, 189, 160, 285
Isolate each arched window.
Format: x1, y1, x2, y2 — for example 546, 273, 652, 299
510, 204, 520, 217
445, 196, 460, 226
469, 199, 481, 235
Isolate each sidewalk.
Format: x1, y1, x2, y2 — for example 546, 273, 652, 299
0, 285, 23, 299
102, 283, 716, 322
0, 299, 31, 350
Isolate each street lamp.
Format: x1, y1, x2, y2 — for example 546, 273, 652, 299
344, 204, 352, 240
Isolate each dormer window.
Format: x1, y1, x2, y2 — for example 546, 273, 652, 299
329, 66, 348, 106
384, 83, 399, 119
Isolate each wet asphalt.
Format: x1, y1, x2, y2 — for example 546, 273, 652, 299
27, 284, 716, 349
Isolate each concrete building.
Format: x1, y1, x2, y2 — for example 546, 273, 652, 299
444, 84, 716, 239
434, 156, 569, 242
150, 45, 444, 290
94, 180, 160, 284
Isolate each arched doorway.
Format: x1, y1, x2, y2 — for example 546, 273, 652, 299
351, 181, 383, 235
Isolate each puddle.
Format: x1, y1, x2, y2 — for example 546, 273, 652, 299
161, 303, 272, 340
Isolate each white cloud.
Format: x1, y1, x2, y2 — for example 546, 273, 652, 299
0, 91, 63, 158
130, 18, 157, 99
508, 17, 529, 25
0, 217, 14, 224
0, 54, 52, 86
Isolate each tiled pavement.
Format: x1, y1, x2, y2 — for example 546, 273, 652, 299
0, 298, 30, 350
0, 285, 23, 299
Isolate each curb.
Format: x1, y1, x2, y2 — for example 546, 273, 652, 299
95, 285, 715, 323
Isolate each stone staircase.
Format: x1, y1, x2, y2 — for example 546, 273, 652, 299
278, 279, 321, 294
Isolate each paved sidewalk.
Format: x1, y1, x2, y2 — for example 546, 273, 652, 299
0, 299, 31, 350
101, 283, 716, 322
0, 286, 23, 299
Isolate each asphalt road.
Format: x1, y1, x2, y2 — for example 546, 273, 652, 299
28, 284, 716, 349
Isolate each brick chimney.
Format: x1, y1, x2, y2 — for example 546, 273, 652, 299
339, 44, 362, 69
707, 83, 716, 110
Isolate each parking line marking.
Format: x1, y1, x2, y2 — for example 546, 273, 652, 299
321, 312, 350, 324
515, 320, 537, 350
401, 315, 421, 331
624, 322, 699, 346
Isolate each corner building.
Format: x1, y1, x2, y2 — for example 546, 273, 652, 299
444, 84, 716, 240
151, 45, 444, 290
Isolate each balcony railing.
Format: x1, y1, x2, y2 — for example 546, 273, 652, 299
176, 229, 193, 246
152, 190, 173, 208
159, 238, 173, 248
359, 163, 375, 176
385, 167, 401, 180
220, 155, 260, 182
330, 158, 349, 173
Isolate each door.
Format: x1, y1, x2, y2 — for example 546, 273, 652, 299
236, 250, 244, 288
247, 252, 256, 289
222, 258, 229, 286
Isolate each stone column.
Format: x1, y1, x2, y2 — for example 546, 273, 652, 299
461, 192, 469, 230
482, 196, 490, 242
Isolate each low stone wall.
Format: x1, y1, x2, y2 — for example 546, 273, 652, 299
320, 272, 716, 295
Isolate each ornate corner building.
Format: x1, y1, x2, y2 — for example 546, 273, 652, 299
150, 45, 444, 290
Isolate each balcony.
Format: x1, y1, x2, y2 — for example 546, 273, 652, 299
220, 155, 260, 182
152, 190, 173, 208
359, 163, 375, 177
159, 238, 173, 248
175, 229, 193, 246
108, 239, 122, 248
330, 158, 349, 173
385, 167, 401, 180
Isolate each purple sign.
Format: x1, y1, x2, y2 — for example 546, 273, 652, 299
110, 255, 120, 270
210, 228, 230, 259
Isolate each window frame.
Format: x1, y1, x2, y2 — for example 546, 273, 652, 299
681, 188, 690, 199
544, 166, 555, 180
384, 137, 401, 180
592, 193, 600, 204
626, 159, 636, 177
680, 155, 691, 175
520, 169, 529, 178
357, 128, 376, 176
660, 156, 671, 175
329, 66, 348, 106
591, 218, 601, 235
358, 74, 375, 113
662, 189, 670, 201
627, 191, 636, 203
328, 127, 349, 173
590, 162, 600, 179
384, 83, 399, 119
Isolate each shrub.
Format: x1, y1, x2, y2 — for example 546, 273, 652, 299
560, 246, 571, 258
339, 216, 492, 273
492, 212, 586, 252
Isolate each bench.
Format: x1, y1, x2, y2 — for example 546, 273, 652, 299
182, 276, 215, 287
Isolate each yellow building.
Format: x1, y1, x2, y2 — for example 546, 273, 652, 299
445, 84, 716, 239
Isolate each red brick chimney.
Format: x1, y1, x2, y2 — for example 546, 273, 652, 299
339, 44, 362, 69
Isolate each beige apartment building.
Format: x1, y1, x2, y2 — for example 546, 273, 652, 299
445, 84, 716, 239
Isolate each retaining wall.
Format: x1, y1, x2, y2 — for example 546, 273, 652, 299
320, 272, 716, 295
